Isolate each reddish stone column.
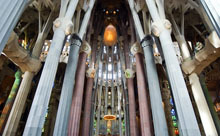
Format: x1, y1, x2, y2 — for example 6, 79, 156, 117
126, 77, 138, 136
119, 37, 138, 136
68, 42, 91, 136
131, 43, 153, 136
81, 68, 95, 136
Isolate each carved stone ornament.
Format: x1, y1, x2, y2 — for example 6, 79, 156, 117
131, 42, 143, 55
80, 41, 91, 54
53, 18, 74, 35
151, 19, 172, 37
124, 68, 135, 78
86, 67, 96, 78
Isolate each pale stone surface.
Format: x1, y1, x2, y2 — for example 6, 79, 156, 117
3, 32, 41, 73
182, 31, 220, 74
189, 73, 218, 136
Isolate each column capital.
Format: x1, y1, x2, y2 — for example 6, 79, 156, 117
131, 42, 143, 55
86, 67, 96, 78
125, 69, 135, 79
53, 18, 74, 35
80, 41, 91, 54
140, 35, 154, 48
70, 34, 82, 47
151, 19, 172, 37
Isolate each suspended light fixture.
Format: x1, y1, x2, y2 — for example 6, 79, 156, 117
103, 24, 117, 46
104, 108, 116, 132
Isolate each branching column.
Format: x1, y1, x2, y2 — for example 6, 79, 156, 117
131, 44, 153, 136
144, 0, 201, 135
23, 0, 80, 135
189, 73, 217, 135
68, 42, 91, 136
3, 11, 55, 135
54, 0, 95, 134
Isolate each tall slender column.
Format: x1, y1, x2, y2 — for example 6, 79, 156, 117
128, 0, 201, 134
23, 27, 67, 136
189, 73, 217, 135
53, 35, 82, 136
54, 0, 95, 134
199, 74, 220, 133
81, 35, 97, 135
138, 35, 168, 136
68, 42, 91, 136
0, 70, 22, 134
81, 67, 95, 136
132, 49, 153, 136
169, 13, 190, 60
3, 72, 34, 136
23, 0, 79, 133
122, 44, 137, 135
95, 61, 104, 136
3, 9, 55, 135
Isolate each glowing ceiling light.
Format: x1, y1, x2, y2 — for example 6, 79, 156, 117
103, 24, 117, 46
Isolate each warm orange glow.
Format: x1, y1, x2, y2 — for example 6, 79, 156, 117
103, 115, 116, 121
103, 24, 117, 46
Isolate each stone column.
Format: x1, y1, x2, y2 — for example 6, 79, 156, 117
0, 70, 22, 134
132, 47, 153, 136
53, 35, 82, 136
189, 73, 217, 135
3, 71, 34, 136
81, 67, 95, 136
23, 0, 79, 134
0, 0, 29, 53
143, 0, 201, 135
126, 76, 137, 134
68, 42, 91, 136
3, 9, 55, 135
124, 68, 137, 136
119, 30, 137, 136
138, 35, 168, 136
199, 74, 220, 133
23, 27, 68, 136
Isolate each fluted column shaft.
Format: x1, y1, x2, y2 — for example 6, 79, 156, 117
199, 74, 220, 133
189, 73, 217, 135
135, 52, 153, 136
81, 77, 94, 136
126, 78, 137, 136
23, 28, 66, 136
140, 36, 168, 136
68, 51, 88, 136
128, 0, 200, 132
22, 0, 80, 134
53, 35, 82, 136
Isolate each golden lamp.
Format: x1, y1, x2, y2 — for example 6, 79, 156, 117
103, 24, 117, 46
